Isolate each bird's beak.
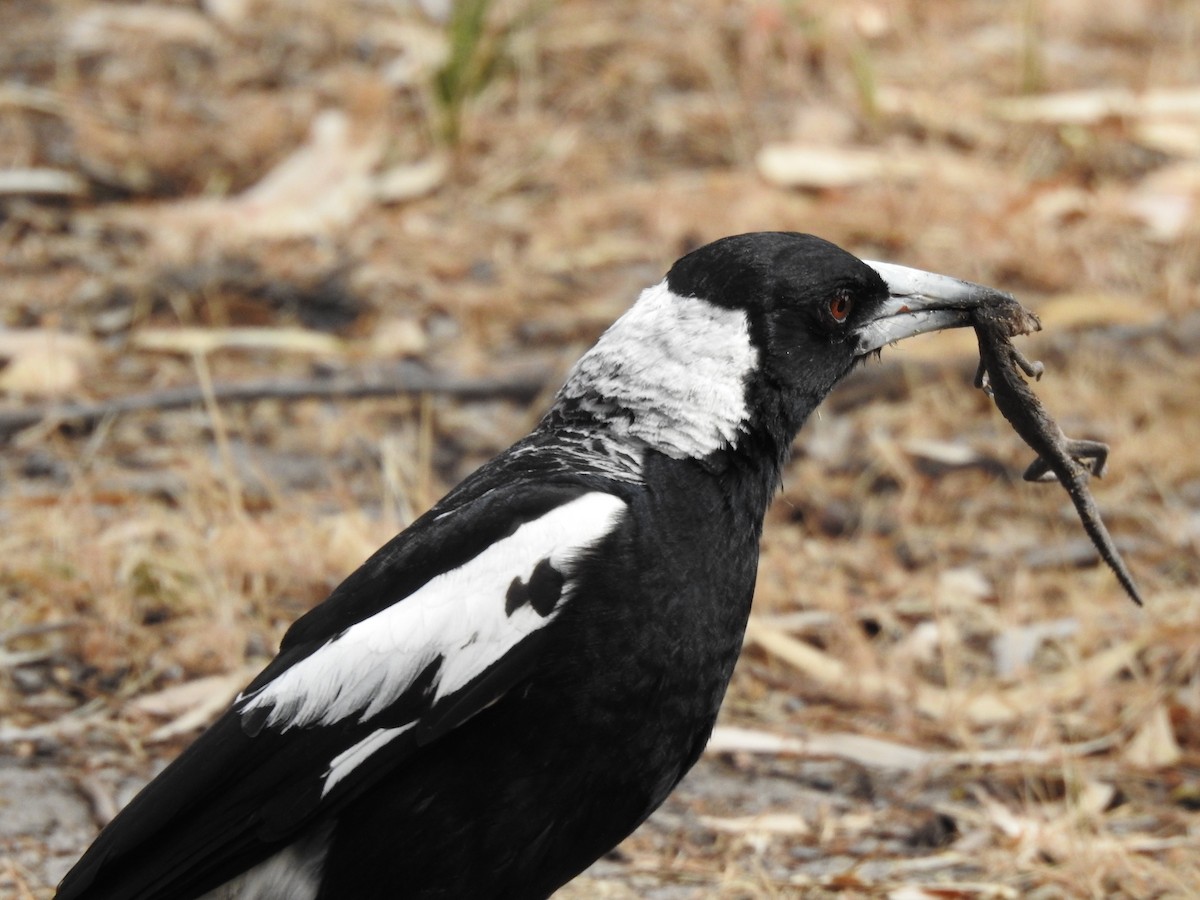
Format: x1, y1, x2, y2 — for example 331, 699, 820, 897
854, 261, 1015, 356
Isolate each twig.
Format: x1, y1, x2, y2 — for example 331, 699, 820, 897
707, 724, 1118, 773
0, 714, 100, 746
0, 619, 85, 645
0, 364, 551, 440
0, 168, 88, 197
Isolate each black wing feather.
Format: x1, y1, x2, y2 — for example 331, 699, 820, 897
56, 475, 604, 900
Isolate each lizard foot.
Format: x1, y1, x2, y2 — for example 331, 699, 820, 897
1012, 348, 1045, 381
1066, 438, 1109, 477
973, 359, 995, 398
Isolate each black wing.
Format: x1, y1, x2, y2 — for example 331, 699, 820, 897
57, 475, 628, 900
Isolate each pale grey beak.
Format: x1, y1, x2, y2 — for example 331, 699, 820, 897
854, 261, 1016, 356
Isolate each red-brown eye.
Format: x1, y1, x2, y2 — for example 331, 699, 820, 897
829, 293, 853, 322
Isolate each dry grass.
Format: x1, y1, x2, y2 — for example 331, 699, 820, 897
2, 1, 1199, 897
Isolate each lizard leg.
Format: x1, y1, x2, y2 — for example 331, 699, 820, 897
1022, 439, 1109, 482
973, 359, 994, 397
1011, 348, 1045, 381
1066, 438, 1109, 477
1022, 456, 1058, 482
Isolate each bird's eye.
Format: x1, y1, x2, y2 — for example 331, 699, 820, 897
829, 292, 853, 323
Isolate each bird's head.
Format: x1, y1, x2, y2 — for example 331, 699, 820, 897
548, 231, 1012, 471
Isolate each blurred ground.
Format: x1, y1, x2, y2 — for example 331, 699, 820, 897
1, 1, 1199, 897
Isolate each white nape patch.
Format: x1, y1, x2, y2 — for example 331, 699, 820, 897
200, 830, 329, 900
240, 492, 626, 731
322, 724, 414, 798
556, 280, 758, 460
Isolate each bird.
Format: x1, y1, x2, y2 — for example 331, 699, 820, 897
57, 232, 1013, 900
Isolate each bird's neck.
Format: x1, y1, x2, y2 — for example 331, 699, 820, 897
543, 280, 760, 464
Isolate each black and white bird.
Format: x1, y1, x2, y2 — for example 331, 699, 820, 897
58, 232, 1011, 900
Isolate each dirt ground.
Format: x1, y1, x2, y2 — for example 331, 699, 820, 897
2, 1, 1199, 897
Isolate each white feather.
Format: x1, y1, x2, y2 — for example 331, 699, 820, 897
506, 434, 645, 484
240, 492, 626, 731
322, 724, 414, 797
556, 280, 757, 460
199, 829, 329, 900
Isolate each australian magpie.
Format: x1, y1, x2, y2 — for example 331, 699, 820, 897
57, 232, 1012, 900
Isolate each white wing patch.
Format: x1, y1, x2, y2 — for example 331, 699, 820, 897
556, 280, 758, 460
239, 492, 626, 732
